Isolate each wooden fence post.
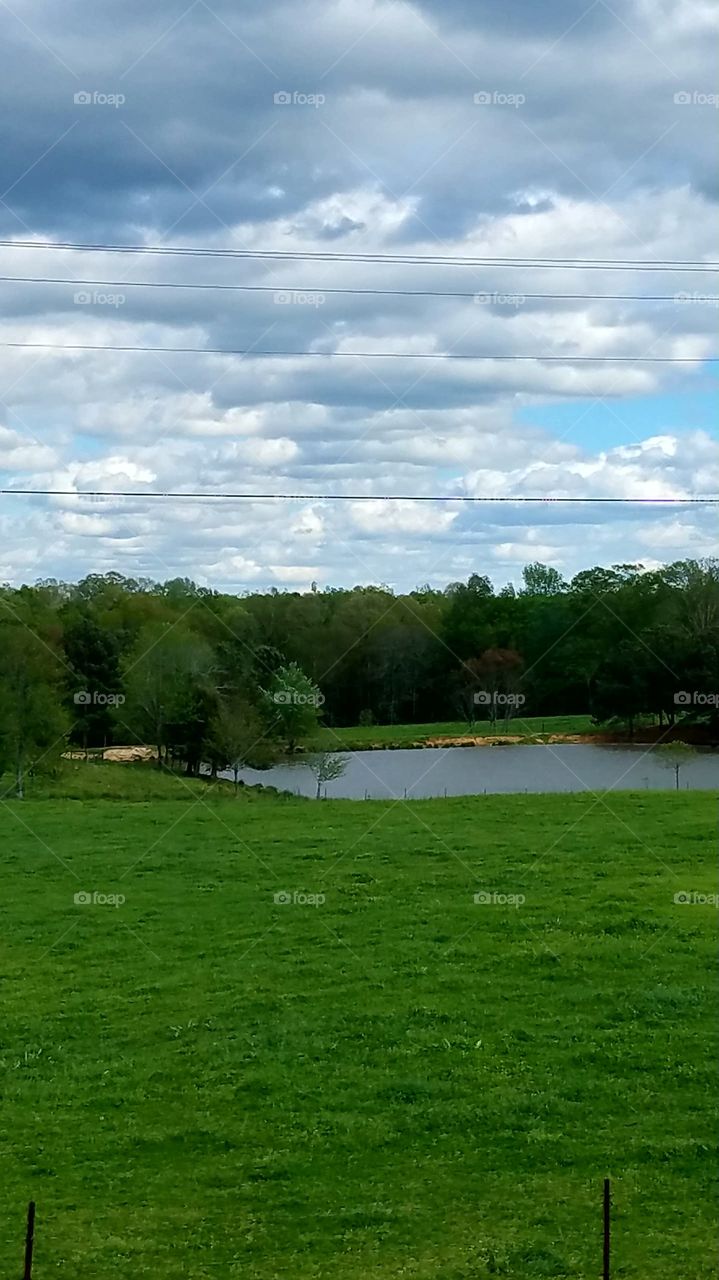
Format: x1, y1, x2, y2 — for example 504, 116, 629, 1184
603, 1179, 611, 1279
23, 1201, 36, 1280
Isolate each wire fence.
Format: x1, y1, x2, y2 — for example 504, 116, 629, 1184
18, 1183, 614, 1278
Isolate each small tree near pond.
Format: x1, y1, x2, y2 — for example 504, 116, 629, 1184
262, 663, 324, 752
656, 741, 696, 790
206, 697, 278, 791
307, 751, 348, 799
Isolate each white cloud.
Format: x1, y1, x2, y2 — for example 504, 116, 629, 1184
0, 1, 714, 588
0, 426, 57, 471
348, 499, 459, 534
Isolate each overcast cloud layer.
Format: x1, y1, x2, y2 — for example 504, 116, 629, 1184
0, 0, 716, 590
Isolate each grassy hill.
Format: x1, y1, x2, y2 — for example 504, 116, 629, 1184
0, 775, 715, 1277
311, 715, 602, 750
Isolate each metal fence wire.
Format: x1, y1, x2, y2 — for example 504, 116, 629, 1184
18, 1182, 614, 1277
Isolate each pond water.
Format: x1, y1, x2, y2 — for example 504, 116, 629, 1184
224, 743, 719, 799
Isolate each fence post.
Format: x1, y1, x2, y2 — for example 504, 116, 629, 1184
603, 1178, 611, 1279
23, 1201, 35, 1280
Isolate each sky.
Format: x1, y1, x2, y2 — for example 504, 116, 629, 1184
0, 0, 717, 592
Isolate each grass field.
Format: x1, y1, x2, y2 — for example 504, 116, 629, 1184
1, 769, 716, 1278
312, 715, 601, 750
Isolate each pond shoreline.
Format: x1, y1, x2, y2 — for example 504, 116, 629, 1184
302, 728, 718, 754
231, 741, 719, 798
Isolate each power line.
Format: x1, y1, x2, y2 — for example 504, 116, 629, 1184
1, 274, 711, 304
0, 239, 717, 271
1, 490, 716, 504
1, 341, 715, 363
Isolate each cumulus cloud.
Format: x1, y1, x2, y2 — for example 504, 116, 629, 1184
0, 0, 715, 588
0, 425, 57, 471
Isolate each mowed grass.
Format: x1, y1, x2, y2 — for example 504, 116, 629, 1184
312, 715, 600, 750
0, 780, 716, 1278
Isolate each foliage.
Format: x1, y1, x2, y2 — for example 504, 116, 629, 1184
121, 622, 216, 771
306, 750, 349, 798
656, 740, 697, 790
0, 558, 716, 775
521, 561, 566, 595
206, 696, 279, 786
63, 613, 123, 749
261, 662, 325, 752
0, 616, 68, 796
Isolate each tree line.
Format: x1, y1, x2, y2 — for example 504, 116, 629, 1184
0, 558, 717, 794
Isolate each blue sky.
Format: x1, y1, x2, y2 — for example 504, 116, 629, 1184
519, 388, 719, 452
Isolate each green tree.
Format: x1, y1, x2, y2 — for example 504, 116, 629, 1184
441, 579, 496, 663
521, 562, 566, 596
454, 657, 485, 728
206, 696, 277, 788
63, 614, 122, 753
590, 643, 652, 737
307, 750, 349, 799
474, 648, 524, 728
122, 623, 215, 769
657, 741, 696, 790
0, 623, 68, 797
262, 662, 324, 752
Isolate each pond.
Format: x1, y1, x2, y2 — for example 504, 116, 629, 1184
224, 743, 719, 799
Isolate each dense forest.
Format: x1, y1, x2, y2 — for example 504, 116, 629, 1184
0, 558, 717, 792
